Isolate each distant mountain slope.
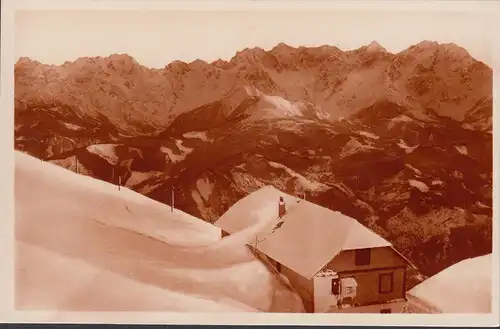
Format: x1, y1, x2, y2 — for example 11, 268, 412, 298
408, 254, 492, 313
14, 40, 493, 281
15, 151, 304, 312
15, 41, 492, 134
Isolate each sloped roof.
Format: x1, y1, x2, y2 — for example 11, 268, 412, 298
214, 186, 412, 279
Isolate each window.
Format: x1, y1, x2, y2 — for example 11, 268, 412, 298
380, 308, 392, 314
379, 273, 394, 294
331, 278, 340, 295
354, 248, 371, 266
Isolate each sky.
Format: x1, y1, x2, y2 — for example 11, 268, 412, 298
15, 9, 494, 68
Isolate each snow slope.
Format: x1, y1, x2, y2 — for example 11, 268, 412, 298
408, 254, 492, 313
15, 151, 304, 312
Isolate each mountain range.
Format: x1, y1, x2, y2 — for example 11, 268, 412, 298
14, 40, 493, 278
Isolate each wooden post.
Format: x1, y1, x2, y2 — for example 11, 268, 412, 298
75, 156, 79, 174
402, 266, 408, 299
171, 188, 174, 212
118, 175, 121, 191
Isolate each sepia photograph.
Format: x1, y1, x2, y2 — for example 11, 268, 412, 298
1, 0, 498, 326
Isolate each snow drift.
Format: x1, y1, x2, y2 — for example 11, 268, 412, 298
408, 254, 492, 313
15, 151, 304, 313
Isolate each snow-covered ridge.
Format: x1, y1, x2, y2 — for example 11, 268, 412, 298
87, 144, 119, 165
356, 130, 380, 140
242, 85, 327, 120
126, 171, 163, 187
176, 139, 193, 154
388, 115, 413, 130
182, 131, 211, 142
341, 137, 378, 158
268, 161, 330, 193
408, 179, 429, 193
405, 164, 422, 176
15, 151, 304, 312
455, 145, 468, 155
160, 139, 194, 163
397, 139, 419, 154
62, 122, 84, 131
409, 254, 492, 313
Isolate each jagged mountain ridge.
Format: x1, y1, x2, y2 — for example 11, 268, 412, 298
14, 40, 493, 279
15, 40, 492, 135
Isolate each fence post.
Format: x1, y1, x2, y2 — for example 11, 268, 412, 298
171, 188, 174, 212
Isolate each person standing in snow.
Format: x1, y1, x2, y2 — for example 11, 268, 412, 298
278, 196, 287, 218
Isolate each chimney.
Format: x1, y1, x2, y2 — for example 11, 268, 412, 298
278, 196, 287, 218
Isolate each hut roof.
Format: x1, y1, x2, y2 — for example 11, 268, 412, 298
214, 186, 415, 279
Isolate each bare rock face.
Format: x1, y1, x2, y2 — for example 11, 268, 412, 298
15, 41, 492, 278
15, 41, 492, 131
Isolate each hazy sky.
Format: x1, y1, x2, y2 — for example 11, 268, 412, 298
15, 9, 494, 68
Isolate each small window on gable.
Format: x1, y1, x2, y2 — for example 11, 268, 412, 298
380, 308, 392, 314
379, 272, 394, 294
354, 248, 371, 266
331, 278, 340, 295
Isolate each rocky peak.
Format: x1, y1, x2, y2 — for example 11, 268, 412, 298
15, 57, 48, 70
230, 47, 266, 65
164, 60, 191, 75
211, 58, 229, 67
108, 53, 137, 61
401, 41, 475, 62
101, 54, 140, 69
273, 42, 295, 51
415, 40, 440, 49
16, 57, 35, 65
270, 42, 297, 57
365, 40, 388, 53
188, 59, 210, 69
